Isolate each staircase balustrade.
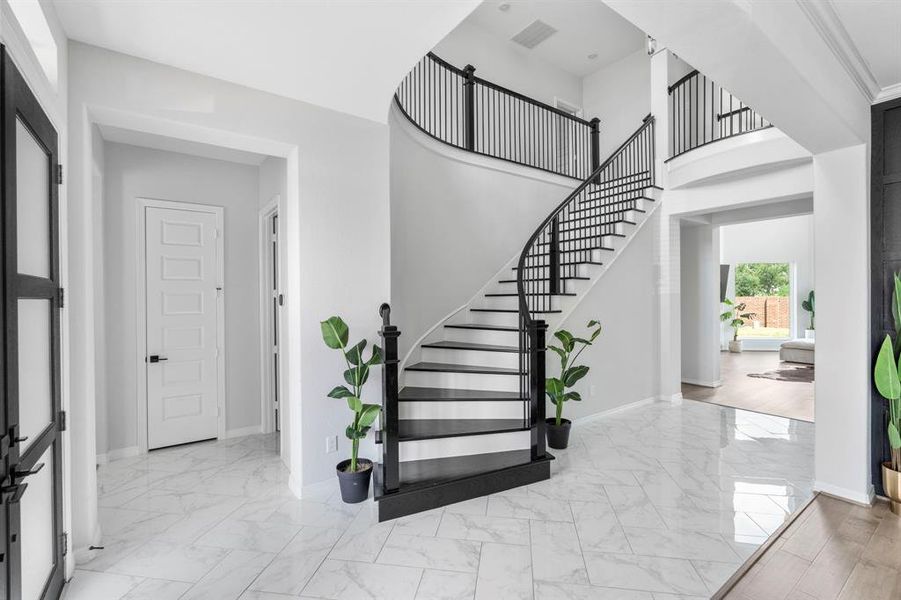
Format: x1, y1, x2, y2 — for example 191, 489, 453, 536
668, 69, 771, 159
395, 53, 600, 181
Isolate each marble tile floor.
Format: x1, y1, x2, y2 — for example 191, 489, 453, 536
64, 398, 815, 600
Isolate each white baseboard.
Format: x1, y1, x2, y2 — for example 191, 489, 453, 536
574, 396, 661, 426
681, 378, 722, 388
225, 425, 263, 439
96, 446, 140, 465
814, 481, 875, 506
661, 392, 683, 403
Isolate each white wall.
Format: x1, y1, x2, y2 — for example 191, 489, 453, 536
680, 223, 721, 386
554, 211, 661, 419
389, 104, 575, 359
719, 214, 815, 342
582, 49, 651, 159
433, 19, 583, 110
99, 143, 262, 456
67, 41, 391, 557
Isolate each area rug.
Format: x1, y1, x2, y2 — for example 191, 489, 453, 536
748, 364, 814, 383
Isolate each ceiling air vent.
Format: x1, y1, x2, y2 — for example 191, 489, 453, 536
511, 19, 558, 50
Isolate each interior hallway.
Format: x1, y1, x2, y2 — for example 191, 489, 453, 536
64, 399, 814, 599
683, 352, 815, 423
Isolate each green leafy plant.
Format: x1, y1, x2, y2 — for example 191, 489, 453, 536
546, 320, 601, 426
720, 298, 756, 341
801, 290, 815, 330
876, 272, 901, 472
320, 316, 382, 473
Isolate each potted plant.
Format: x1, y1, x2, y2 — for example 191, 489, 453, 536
802, 290, 815, 340
545, 320, 601, 449
875, 273, 901, 515
720, 298, 755, 353
321, 316, 382, 503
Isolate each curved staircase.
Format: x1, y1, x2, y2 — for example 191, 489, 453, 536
374, 54, 660, 521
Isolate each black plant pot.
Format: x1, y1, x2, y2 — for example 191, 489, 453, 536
546, 418, 571, 449
336, 458, 373, 503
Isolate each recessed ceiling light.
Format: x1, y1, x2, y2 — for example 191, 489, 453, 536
588, 53, 598, 60
499, 3, 511, 11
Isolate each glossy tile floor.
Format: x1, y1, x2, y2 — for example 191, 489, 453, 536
64, 399, 814, 600
725, 494, 901, 600
683, 351, 815, 423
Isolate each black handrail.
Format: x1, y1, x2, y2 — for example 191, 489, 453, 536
515, 117, 656, 445
668, 70, 770, 159
394, 52, 600, 181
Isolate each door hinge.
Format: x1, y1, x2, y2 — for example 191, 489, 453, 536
61, 532, 68, 556
58, 410, 67, 432
56, 164, 63, 185
58, 287, 65, 308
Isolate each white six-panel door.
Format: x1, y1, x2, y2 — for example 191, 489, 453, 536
144, 205, 222, 449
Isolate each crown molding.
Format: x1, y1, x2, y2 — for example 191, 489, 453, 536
795, 0, 880, 103
876, 83, 901, 104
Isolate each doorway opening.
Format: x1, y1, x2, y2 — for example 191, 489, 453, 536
680, 212, 815, 423
259, 199, 282, 434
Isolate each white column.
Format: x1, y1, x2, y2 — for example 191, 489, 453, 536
680, 223, 722, 387
651, 48, 682, 400
813, 144, 872, 503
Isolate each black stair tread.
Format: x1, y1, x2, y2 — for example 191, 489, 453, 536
421, 340, 519, 353
499, 276, 589, 283
399, 387, 526, 401
536, 234, 625, 246
375, 449, 547, 493
559, 217, 636, 230
445, 323, 519, 332
378, 419, 528, 442
588, 179, 651, 196
570, 197, 654, 217
484, 292, 575, 297
405, 361, 522, 376
470, 308, 561, 314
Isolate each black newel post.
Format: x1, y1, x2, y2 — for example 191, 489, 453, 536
589, 117, 601, 184
530, 320, 547, 461
549, 217, 560, 295
463, 64, 476, 151
379, 303, 400, 494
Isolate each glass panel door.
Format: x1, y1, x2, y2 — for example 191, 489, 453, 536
1, 45, 65, 600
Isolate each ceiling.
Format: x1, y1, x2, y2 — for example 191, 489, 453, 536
464, 0, 646, 76
52, 0, 479, 123
829, 0, 901, 101
98, 124, 270, 166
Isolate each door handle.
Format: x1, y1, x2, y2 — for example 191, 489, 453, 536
147, 355, 168, 363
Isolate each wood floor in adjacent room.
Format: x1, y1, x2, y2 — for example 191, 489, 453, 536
682, 351, 815, 422
723, 493, 901, 600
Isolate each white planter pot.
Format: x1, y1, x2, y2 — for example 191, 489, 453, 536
728, 339, 743, 353
805, 329, 815, 340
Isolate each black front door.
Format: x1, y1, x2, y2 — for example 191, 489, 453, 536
1, 45, 65, 600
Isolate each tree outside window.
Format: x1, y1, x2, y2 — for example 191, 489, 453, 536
733, 263, 790, 338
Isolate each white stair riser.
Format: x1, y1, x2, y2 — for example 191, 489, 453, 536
398, 430, 530, 462
469, 310, 520, 327
443, 327, 520, 346
518, 248, 606, 267
559, 222, 626, 238
399, 401, 525, 420
587, 181, 652, 198
420, 346, 520, 369
404, 369, 520, 392
562, 212, 636, 230
478, 295, 520, 310
572, 199, 647, 219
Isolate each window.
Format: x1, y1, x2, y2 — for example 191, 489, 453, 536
7, 0, 58, 89
734, 262, 791, 339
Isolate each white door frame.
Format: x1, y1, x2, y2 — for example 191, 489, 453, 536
134, 197, 226, 452
259, 196, 281, 434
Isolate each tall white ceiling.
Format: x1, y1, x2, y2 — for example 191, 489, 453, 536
51, 0, 479, 123
464, 0, 646, 76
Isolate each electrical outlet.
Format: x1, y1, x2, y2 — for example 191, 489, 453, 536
325, 435, 338, 453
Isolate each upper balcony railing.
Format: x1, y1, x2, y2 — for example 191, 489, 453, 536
668, 69, 771, 159
395, 53, 600, 181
